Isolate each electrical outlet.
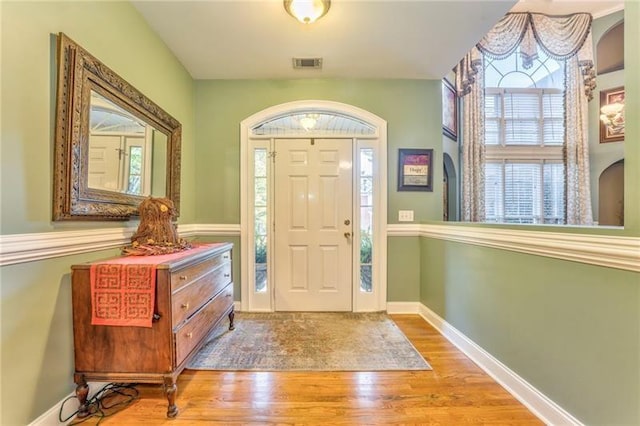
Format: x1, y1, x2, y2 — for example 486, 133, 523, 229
398, 210, 414, 222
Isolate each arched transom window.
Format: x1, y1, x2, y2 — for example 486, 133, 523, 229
251, 111, 376, 136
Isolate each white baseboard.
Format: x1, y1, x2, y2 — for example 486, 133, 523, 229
417, 303, 584, 426
29, 382, 105, 426
29, 393, 72, 425
386, 301, 420, 314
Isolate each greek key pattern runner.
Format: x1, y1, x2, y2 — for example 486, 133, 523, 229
90, 263, 157, 327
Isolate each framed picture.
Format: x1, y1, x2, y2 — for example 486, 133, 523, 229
599, 86, 625, 143
398, 149, 433, 192
442, 79, 458, 140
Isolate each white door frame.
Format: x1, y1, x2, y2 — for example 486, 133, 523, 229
240, 100, 387, 312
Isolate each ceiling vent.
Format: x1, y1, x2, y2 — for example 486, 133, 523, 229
293, 57, 322, 69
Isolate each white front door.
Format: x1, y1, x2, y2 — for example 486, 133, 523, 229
274, 138, 353, 311
88, 134, 123, 191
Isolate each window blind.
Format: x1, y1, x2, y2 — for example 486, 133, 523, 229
483, 87, 565, 224
485, 161, 565, 224
484, 89, 564, 147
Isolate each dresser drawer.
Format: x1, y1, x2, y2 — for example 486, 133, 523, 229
174, 284, 233, 365
171, 262, 232, 327
170, 250, 231, 292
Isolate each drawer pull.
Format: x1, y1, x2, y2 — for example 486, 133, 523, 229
179, 275, 188, 281
181, 303, 189, 310
224, 273, 230, 278
186, 332, 193, 339
223, 255, 229, 260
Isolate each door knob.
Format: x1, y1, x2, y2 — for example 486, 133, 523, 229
344, 232, 351, 238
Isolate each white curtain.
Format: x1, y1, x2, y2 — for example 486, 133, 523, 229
455, 12, 595, 224
565, 56, 594, 224
456, 47, 485, 221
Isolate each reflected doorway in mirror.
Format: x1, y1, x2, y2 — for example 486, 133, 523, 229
88, 91, 168, 197
52, 33, 181, 221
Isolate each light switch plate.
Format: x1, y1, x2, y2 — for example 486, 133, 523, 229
398, 210, 414, 222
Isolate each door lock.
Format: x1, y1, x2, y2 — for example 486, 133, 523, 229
344, 219, 351, 225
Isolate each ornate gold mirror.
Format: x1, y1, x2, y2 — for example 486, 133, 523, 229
53, 33, 181, 221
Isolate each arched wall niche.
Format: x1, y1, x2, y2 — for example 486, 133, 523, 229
597, 20, 624, 74
598, 159, 624, 226
443, 153, 458, 221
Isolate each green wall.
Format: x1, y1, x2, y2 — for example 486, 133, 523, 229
1, 248, 122, 424
0, 1, 196, 234
0, 2, 195, 424
420, 237, 639, 425
193, 79, 441, 303
420, 3, 640, 425
194, 79, 443, 225
624, 1, 640, 233
387, 237, 421, 302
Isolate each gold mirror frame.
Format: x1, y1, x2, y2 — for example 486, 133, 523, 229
53, 33, 181, 221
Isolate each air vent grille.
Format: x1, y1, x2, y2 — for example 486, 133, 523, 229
293, 58, 322, 69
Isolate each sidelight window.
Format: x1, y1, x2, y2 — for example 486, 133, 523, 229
254, 148, 268, 293
359, 148, 374, 293
126, 146, 143, 194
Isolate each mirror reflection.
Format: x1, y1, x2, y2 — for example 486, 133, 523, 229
88, 91, 167, 197
53, 32, 181, 221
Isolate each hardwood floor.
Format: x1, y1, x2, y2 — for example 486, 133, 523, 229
74, 315, 543, 425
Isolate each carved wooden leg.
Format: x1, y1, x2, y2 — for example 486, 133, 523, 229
228, 308, 235, 330
74, 374, 90, 418
163, 376, 179, 418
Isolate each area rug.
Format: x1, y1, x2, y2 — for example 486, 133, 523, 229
187, 312, 431, 371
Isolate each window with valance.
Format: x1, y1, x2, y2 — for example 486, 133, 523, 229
455, 12, 595, 225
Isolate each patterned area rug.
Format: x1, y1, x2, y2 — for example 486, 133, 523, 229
187, 312, 431, 371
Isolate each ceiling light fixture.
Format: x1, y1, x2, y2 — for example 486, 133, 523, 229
299, 114, 320, 131
284, 0, 331, 24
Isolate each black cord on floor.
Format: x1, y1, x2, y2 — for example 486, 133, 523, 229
59, 383, 139, 425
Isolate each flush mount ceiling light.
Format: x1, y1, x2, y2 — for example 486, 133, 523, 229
284, 0, 331, 24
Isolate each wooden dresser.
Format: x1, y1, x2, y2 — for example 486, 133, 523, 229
70, 243, 234, 418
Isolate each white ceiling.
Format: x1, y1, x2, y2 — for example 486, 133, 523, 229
132, 0, 624, 80
509, 0, 622, 16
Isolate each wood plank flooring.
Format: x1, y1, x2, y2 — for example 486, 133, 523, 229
74, 315, 543, 425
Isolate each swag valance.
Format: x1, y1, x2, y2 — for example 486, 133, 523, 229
456, 12, 595, 100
